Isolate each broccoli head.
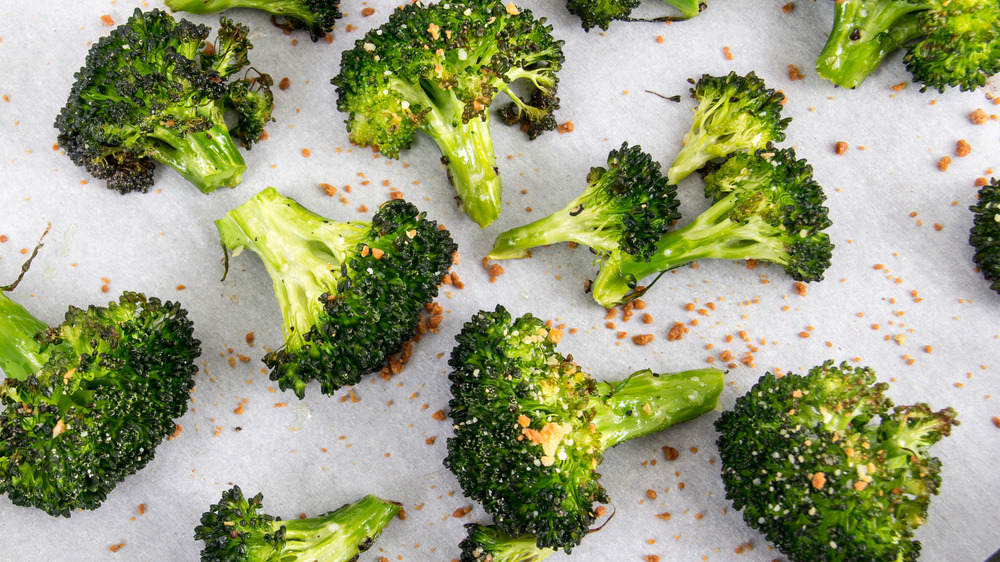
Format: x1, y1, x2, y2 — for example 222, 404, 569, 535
332, 0, 564, 228
667, 71, 789, 185
488, 142, 680, 262
445, 306, 724, 551
816, 0, 1000, 91
164, 0, 342, 42
459, 524, 554, 562
215, 188, 457, 399
970, 177, 1000, 294
0, 285, 200, 517
566, 0, 706, 32
195, 484, 401, 561
55, 8, 274, 194
592, 148, 833, 307
715, 361, 958, 561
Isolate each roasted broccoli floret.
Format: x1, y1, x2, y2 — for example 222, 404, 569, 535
816, 0, 1000, 91
332, 0, 564, 228
445, 306, 724, 551
215, 187, 457, 399
0, 257, 200, 516
164, 0, 342, 42
195, 485, 401, 561
715, 361, 958, 562
592, 148, 833, 307
566, 0, 706, 32
460, 524, 554, 562
667, 72, 789, 185
488, 142, 679, 262
970, 177, 1000, 294
54, 8, 274, 194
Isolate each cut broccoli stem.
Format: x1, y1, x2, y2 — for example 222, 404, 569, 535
167, 0, 309, 15
149, 119, 246, 193
591, 368, 723, 450
489, 197, 620, 259
663, 0, 704, 19
815, 0, 924, 89
0, 292, 50, 382
275, 495, 401, 559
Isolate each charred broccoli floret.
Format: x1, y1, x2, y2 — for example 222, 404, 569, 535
164, 0, 342, 42
459, 524, 554, 562
566, 0, 706, 32
970, 177, 1000, 294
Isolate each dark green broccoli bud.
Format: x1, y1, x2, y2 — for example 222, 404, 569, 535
715, 360, 958, 562
0, 282, 200, 517
54, 9, 274, 194
165, 0, 342, 42
816, 0, 1000, 92
332, 0, 564, 228
215, 187, 457, 399
667, 71, 789, 185
566, 0, 706, 32
970, 177, 1000, 294
460, 524, 555, 562
488, 142, 680, 262
592, 148, 833, 307
195, 484, 401, 561
445, 306, 724, 551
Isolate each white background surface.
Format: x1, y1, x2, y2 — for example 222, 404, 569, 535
0, 0, 997, 560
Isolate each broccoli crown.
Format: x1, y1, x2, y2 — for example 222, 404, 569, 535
445, 306, 723, 551
215, 188, 457, 399
816, 0, 1000, 91
54, 8, 274, 194
667, 71, 789, 185
488, 142, 680, 261
715, 361, 958, 562
970, 177, 1000, 294
164, 0, 342, 42
195, 485, 402, 562
0, 291, 200, 517
565, 0, 706, 31
459, 523, 555, 562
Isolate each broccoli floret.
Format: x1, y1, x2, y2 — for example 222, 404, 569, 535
715, 361, 958, 562
970, 177, 1000, 294
592, 148, 833, 307
566, 0, 706, 32
0, 267, 200, 516
445, 306, 724, 551
215, 187, 457, 399
164, 0, 342, 42
459, 524, 554, 562
667, 72, 789, 185
332, 0, 564, 228
54, 9, 274, 194
816, 0, 1000, 91
488, 142, 680, 262
195, 485, 401, 561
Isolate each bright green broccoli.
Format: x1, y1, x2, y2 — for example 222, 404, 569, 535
0, 246, 200, 517
816, 0, 1000, 91
54, 8, 274, 194
164, 0, 341, 42
566, 0, 706, 32
445, 306, 724, 551
195, 485, 401, 561
332, 0, 564, 228
488, 142, 679, 262
459, 524, 554, 562
666, 71, 789, 185
715, 361, 958, 561
591, 148, 833, 307
970, 177, 1000, 294
215, 187, 457, 399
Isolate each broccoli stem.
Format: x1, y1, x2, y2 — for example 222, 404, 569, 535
663, 0, 704, 19
149, 118, 246, 193
488, 198, 618, 259
271, 495, 401, 559
0, 292, 50, 382
165, 0, 308, 14
592, 368, 723, 450
815, 0, 924, 89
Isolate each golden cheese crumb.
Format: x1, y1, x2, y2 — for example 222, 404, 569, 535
427, 23, 440, 39
633, 334, 654, 345
956, 139, 971, 157
432, 409, 447, 421
723, 46, 733, 60
556, 121, 574, 134
937, 156, 952, 171
662, 446, 679, 461
811, 471, 826, 489
667, 322, 688, 341
969, 108, 989, 124
505, 2, 520, 14
835, 141, 849, 155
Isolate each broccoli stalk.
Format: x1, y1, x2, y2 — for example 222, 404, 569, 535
196, 485, 401, 561
969, 177, 1000, 294
0, 293, 49, 382
566, 0, 706, 32
460, 524, 555, 562
164, 0, 342, 42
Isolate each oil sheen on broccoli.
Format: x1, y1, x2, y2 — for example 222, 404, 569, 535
459, 523, 554, 562
0, 284, 200, 517
55, 9, 274, 194
164, 0, 342, 42
566, 0, 707, 32
970, 177, 1000, 294
195, 485, 401, 561
332, 0, 564, 228
488, 142, 680, 263
667, 71, 789, 185
592, 148, 833, 307
715, 361, 958, 561
215, 188, 457, 399
816, 0, 1000, 91
445, 306, 724, 551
